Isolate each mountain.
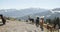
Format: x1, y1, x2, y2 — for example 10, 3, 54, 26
48, 8, 60, 19
18, 8, 60, 20
0, 8, 60, 20
0, 8, 48, 18
52, 8, 60, 11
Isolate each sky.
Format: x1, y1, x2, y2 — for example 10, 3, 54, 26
0, 0, 60, 9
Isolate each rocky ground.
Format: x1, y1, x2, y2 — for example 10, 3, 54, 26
0, 20, 60, 32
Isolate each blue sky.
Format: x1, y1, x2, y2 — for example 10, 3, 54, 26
0, 0, 60, 9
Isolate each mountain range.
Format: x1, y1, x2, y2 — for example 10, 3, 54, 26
0, 8, 60, 20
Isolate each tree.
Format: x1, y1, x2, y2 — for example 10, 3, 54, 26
46, 19, 51, 24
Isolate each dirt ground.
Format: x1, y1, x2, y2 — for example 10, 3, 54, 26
0, 20, 60, 32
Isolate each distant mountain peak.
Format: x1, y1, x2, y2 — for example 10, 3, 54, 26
52, 8, 60, 11
50, 8, 60, 13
